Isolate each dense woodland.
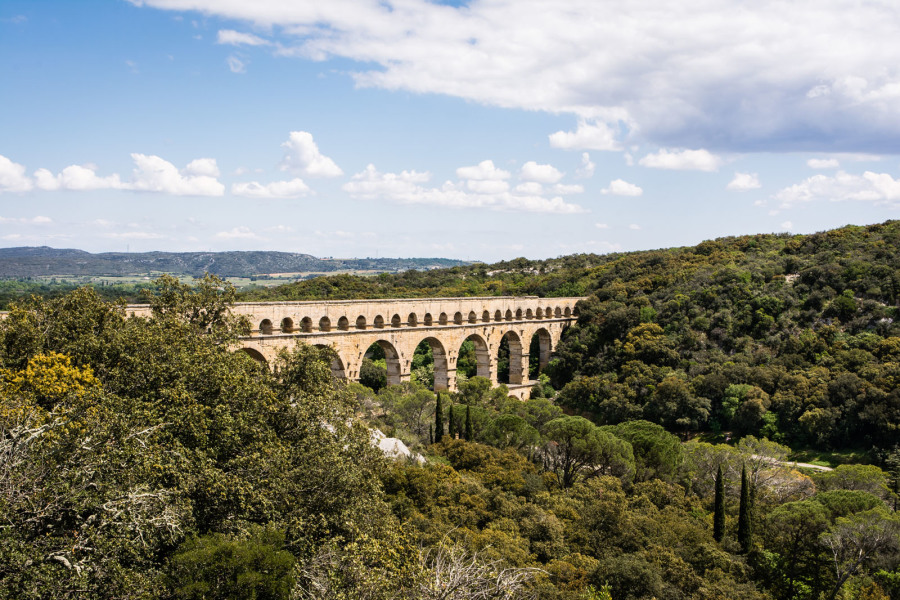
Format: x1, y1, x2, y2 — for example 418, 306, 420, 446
1, 221, 899, 599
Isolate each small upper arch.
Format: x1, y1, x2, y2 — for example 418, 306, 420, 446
391, 314, 402, 328
494, 310, 503, 322
356, 315, 367, 330
424, 313, 433, 326
468, 311, 477, 324
300, 317, 313, 333
280, 317, 294, 333
319, 316, 331, 332
408, 313, 418, 327
259, 319, 273, 335
505, 309, 513, 321
439, 312, 448, 325
374, 315, 385, 329
338, 316, 350, 331
454, 311, 463, 325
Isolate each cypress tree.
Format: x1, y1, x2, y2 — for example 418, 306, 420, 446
448, 403, 456, 439
465, 404, 473, 441
738, 463, 752, 553
429, 424, 434, 445
434, 394, 444, 443
713, 463, 725, 543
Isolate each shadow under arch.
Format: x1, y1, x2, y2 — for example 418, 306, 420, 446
367, 339, 403, 387
313, 344, 346, 379
497, 330, 524, 384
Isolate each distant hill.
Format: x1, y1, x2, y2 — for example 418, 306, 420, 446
0, 247, 467, 278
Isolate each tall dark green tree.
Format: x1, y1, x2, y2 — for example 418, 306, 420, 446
713, 464, 725, 543
448, 403, 456, 439
465, 404, 473, 441
434, 393, 444, 443
738, 463, 753, 553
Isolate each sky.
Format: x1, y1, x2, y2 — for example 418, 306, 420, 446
2, 0, 900, 262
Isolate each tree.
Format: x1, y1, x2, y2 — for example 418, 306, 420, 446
602, 420, 682, 482
738, 463, 753, 553
822, 509, 900, 600
465, 404, 473, 441
448, 403, 456, 439
435, 393, 444, 443
713, 464, 725, 543
541, 416, 635, 488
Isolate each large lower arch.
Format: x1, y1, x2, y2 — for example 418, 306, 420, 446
238, 346, 267, 366
459, 333, 491, 381
497, 330, 525, 385
314, 344, 346, 379
370, 340, 403, 386
528, 327, 552, 378
418, 336, 449, 391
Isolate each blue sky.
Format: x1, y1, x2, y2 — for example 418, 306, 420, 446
1, 0, 899, 261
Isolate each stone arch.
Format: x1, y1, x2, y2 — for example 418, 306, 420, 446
300, 317, 313, 333
356, 315, 367, 330
564, 307, 571, 317
545, 306, 553, 318
482, 310, 491, 323
461, 333, 491, 380
555, 307, 563, 318
419, 336, 449, 391
528, 327, 552, 377
526, 308, 534, 319
497, 330, 524, 385
439, 312, 448, 325
281, 317, 294, 333
468, 310, 477, 324
314, 344, 346, 379
515, 308, 523, 320
494, 310, 503, 322
259, 319, 273, 335
238, 347, 267, 366
372, 340, 403, 386
374, 315, 385, 329
408, 312, 418, 327
391, 314, 402, 328
424, 313, 433, 326
338, 316, 350, 331
454, 311, 463, 325
535, 307, 543, 319
319, 316, 331, 332
505, 309, 513, 321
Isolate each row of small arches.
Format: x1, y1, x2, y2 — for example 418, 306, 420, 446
257, 305, 576, 335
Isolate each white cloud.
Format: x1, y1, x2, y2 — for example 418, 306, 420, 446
774, 170, 900, 208
595, 223, 609, 229
576, 153, 595, 179
781, 221, 793, 230
727, 172, 761, 191
466, 179, 509, 194
601, 179, 643, 196
520, 161, 563, 183
129, 153, 225, 196
551, 183, 584, 195
0, 215, 52, 225
456, 160, 510, 181
231, 178, 311, 198
217, 29, 270, 46
216, 226, 259, 239
807, 158, 840, 169
343, 164, 586, 214
514, 182, 544, 195
629, 224, 641, 230
104, 231, 166, 240
549, 120, 621, 151
34, 165, 125, 191
280, 131, 343, 177
227, 55, 246, 73
0, 155, 33, 193
184, 158, 220, 177
132, 0, 900, 151
639, 148, 723, 172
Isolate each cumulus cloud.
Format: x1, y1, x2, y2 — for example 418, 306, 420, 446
217, 29, 270, 46
232, 178, 311, 198
601, 179, 643, 196
280, 131, 343, 177
129, 154, 225, 196
629, 224, 641, 230
0, 155, 33, 193
595, 222, 609, 229
576, 153, 595, 179
343, 164, 585, 214
456, 160, 510, 181
727, 172, 761, 191
184, 158, 220, 177
807, 158, 840, 169
639, 148, 723, 172
551, 183, 584, 195
774, 170, 900, 208
514, 182, 544, 195
0, 215, 52, 225
520, 161, 563, 183
781, 221, 793, 230
34, 165, 126, 191
131, 0, 900, 151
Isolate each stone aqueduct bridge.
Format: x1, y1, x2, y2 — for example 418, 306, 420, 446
129, 296, 584, 399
